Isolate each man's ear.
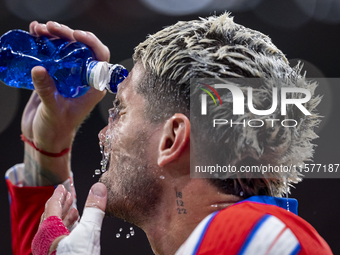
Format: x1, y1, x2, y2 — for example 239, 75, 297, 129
157, 113, 190, 167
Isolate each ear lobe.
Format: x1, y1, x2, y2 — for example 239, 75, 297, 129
158, 114, 190, 167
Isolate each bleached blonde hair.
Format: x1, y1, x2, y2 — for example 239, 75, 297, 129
133, 13, 321, 197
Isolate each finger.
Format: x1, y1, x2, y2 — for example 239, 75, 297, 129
63, 207, 79, 229
73, 30, 110, 62
44, 185, 68, 219
46, 21, 75, 41
55, 184, 106, 254
31, 66, 59, 109
29, 21, 39, 36
85, 183, 107, 212
61, 192, 73, 219
33, 23, 58, 39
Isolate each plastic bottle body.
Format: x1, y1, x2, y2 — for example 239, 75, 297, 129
51, 40, 92, 97
0, 30, 128, 97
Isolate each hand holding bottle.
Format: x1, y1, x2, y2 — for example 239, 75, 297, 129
21, 21, 110, 186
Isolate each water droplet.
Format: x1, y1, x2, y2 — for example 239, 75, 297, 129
116, 233, 120, 238
95, 169, 101, 175
129, 227, 133, 230
126, 234, 130, 239
130, 231, 135, 236
119, 228, 123, 232
159, 175, 165, 179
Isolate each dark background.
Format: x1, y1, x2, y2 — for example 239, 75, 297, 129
1, 0, 340, 254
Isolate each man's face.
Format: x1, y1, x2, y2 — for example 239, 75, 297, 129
99, 63, 163, 225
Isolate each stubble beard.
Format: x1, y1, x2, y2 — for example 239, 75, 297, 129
99, 130, 163, 226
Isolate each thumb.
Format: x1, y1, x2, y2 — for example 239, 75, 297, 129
56, 183, 107, 255
31, 66, 59, 108
85, 182, 107, 212
78, 182, 107, 229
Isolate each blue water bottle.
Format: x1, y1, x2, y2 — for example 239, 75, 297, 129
0, 29, 128, 98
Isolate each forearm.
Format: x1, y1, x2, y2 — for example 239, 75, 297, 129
23, 142, 72, 186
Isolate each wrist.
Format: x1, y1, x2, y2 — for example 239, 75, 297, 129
32, 216, 70, 255
21, 134, 71, 157
23, 139, 72, 186
32, 127, 76, 154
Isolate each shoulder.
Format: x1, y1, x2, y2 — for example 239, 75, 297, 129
176, 201, 332, 255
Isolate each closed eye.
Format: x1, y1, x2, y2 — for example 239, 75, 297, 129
113, 98, 125, 113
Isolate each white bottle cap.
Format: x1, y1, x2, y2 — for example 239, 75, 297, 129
87, 61, 109, 91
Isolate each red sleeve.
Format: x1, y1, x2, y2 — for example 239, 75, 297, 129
6, 179, 55, 255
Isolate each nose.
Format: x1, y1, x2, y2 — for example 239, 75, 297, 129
98, 125, 109, 144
